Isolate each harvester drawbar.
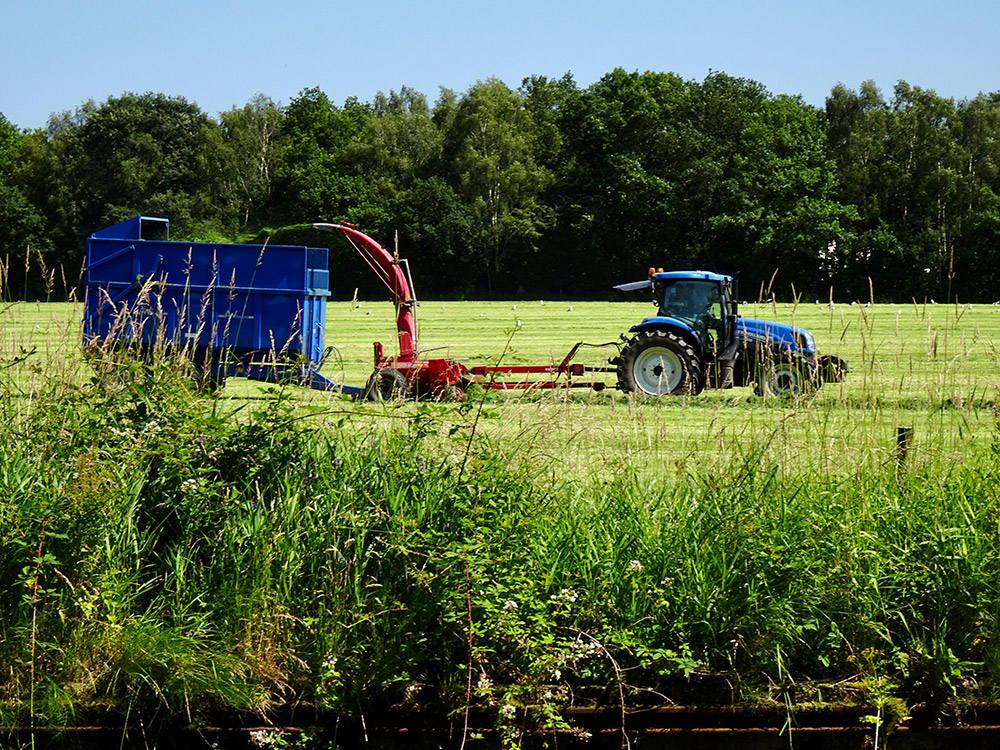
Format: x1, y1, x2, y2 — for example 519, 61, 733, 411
311, 222, 615, 399
83, 217, 845, 399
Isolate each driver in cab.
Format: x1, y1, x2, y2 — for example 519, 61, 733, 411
667, 284, 706, 318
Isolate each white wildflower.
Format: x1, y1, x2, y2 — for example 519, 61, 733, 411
627, 559, 643, 572
502, 600, 519, 611
249, 730, 282, 748
571, 639, 602, 660
500, 703, 517, 719
550, 588, 578, 604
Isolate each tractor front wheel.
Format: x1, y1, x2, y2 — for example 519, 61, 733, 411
818, 354, 849, 383
754, 355, 818, 397
365, 368, 410, 402
617, 330, 702, 396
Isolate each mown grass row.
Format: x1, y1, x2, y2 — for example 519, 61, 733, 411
1, 346, 999, 743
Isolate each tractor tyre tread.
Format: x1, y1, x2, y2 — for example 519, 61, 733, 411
616, 329, 703, 396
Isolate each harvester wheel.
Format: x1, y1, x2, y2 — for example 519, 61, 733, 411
754, 355, 818, 398
365, 368, 410, 402
617, 330, 702, 396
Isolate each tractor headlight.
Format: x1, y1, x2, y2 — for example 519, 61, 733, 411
793, 331, 816, 352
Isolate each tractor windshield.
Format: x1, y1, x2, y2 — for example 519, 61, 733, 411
657, 279, 726, 350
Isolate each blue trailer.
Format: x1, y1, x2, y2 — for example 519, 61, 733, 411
83, 215, 363, 395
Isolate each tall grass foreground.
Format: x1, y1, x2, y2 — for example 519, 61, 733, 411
1, 304, 999, 745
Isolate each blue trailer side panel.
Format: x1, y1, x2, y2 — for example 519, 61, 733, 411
83, 216, 360, 393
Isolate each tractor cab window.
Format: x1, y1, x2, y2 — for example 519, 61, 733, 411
657, 280, 725, 349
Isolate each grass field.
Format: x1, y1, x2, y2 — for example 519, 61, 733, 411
8, 294, 997, 480
2, 295, 1000, 743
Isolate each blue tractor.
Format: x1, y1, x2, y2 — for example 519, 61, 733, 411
613, 270, 847, 396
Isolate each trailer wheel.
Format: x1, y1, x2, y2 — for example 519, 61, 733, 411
754, 355, 818, 397
365, 368, 410, 402
192, 370, 226, 393
189, 359, 226, 393
617, 330, 702, 396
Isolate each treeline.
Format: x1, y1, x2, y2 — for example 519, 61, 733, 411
2, 70, 999, 301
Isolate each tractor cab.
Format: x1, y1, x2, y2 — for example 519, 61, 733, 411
651, 272, 734, 354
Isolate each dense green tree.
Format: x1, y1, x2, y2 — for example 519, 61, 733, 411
519, 73, 578, 173
217, 94, 287, 230
272, 87, 372, 226
393, 176, 476, 295
342, 86, 444, 239
717, 94, 856, 293
553, 70, 853, 296
445, 79, 553, 291
340, 87, 481, 294
827, 82, 1000, 300
553, 69, 692, 293
0, 114, 52, 284
952, 93, 1000, 299
58, 93, 222, 238
825, 81, 892, 295
349, 86, 441, 190
882, 83, 965, 299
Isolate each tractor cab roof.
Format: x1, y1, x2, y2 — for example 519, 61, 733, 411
613, 270, 731, 293
651, 270, 731, 283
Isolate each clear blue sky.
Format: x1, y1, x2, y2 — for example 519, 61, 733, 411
2, 0, 998, 130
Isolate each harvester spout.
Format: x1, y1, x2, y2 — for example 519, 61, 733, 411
313, 223, 418, 362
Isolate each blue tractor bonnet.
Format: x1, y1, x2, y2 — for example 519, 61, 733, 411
738, 318, 816, 354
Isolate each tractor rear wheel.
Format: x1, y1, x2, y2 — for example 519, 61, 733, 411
617, 330, 702, 396
365, 368, 410, 402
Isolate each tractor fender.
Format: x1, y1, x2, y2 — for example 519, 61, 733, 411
628, 317, 705, 361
